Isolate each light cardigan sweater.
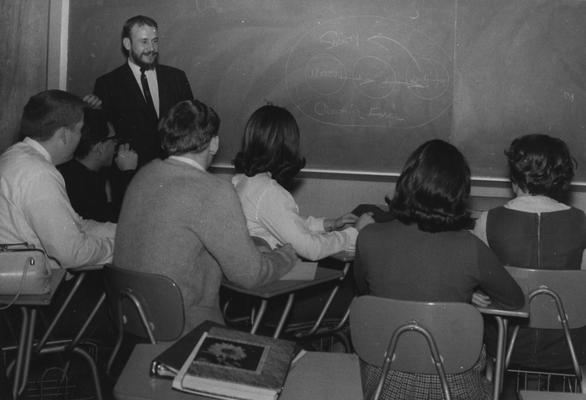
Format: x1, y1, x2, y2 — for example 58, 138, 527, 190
232, 172, 358, 260
114, 158, 295, 334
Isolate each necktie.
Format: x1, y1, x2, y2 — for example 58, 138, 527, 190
140, 67, 157, 117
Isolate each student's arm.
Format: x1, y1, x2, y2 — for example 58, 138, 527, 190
256, 184, 358, 260
23, 170, 114, 268
474, 238, 525, 309
199, 181, 297, 288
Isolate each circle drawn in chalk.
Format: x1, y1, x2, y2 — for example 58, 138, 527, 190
352, 56, 396, 99
286, 15, 452, 128
304, 54, 346, 96
406, 57, 450, 101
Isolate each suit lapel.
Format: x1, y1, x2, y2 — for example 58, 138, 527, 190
122, 64, 158, 118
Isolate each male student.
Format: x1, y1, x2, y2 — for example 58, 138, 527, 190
0, 90, 115, 269
90, 15, 193, 166
59, 108, 137, 222
114, 99, 297, 334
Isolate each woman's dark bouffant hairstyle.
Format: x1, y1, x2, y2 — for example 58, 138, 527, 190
159, 99, 220, 157
506, 133, 576, 200
391, 139, 474, 233
232, 105, 306, 187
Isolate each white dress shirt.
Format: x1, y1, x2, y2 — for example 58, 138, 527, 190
128, 60, 160, 118
232, 172, 358, 261
0, 138, 115, 269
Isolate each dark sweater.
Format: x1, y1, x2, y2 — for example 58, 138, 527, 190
354, 221, 524, 308
486, 205, 586, 369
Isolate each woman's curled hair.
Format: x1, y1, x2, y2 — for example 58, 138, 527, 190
391, 139, 474, 232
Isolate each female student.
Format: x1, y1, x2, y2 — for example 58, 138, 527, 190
473, 133, 586, 369
232, 104, 374, 260
354, 139, 524, 400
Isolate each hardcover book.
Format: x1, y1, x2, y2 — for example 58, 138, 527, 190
150, 320, 223, 378
172, 327, 296, 400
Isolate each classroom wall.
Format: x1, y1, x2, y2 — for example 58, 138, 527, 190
0, 1, 51, 151
5, 1, 586, 219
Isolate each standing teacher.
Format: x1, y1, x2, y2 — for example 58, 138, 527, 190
91, 15, 194, 166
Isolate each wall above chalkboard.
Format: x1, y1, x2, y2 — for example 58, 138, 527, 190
68, 0, 586, 181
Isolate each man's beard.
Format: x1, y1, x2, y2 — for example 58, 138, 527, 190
130, 50, 158, 70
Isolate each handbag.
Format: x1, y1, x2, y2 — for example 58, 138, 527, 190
0, 243, 51, 296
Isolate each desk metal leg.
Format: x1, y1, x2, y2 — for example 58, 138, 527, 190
274, 294, 295, 339
249, 294, 296, 339
12, 307, 28, 400
493, 316, 508, 400
250, 300, 268, 335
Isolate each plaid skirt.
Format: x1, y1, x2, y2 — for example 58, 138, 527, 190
359, 347, 492, 400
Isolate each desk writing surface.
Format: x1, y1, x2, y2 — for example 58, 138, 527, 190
0, 269, 66, 306
519, 391, 586, 400
222, 267, 343, 298
476, 299, 529, 319
114, 343, 362, 400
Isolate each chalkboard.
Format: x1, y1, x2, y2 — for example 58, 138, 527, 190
67, 0, 586, 180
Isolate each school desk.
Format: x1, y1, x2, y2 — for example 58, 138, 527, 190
114, 343, 363, 400
477, 299, 530, 399
222, 266, 345, 338
0, 265, 105, 400
519, 391, 586, 400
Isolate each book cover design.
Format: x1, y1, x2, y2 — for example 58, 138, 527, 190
174, 326, 296, 399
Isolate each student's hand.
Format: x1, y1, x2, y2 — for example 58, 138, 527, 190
115, 144, 138, 171
82, 94, 102, 109
325, 213, 359, 232
355, 213, 375, 230
471, 291, 492, 308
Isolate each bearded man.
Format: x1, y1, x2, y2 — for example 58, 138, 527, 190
91, 15, 193, 166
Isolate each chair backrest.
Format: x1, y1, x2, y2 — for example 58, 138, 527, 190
350, 296, 483, 374
103, 264, 185, 342
505, 267, 586, 330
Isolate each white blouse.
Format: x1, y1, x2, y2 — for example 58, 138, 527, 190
232, 173, 358, 261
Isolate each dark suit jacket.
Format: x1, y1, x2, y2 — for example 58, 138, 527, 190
94, 63, 193, 165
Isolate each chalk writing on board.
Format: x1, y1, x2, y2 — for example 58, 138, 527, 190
285, 16, 452, 129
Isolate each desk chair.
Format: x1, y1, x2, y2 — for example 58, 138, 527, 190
102, 264, 185, 376
349, 296, 485, 400
503, 267, 586, 393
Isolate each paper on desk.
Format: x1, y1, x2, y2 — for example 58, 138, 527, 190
279, 261, 318, 280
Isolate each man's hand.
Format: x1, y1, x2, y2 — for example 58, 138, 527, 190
82, 94, 102, 109
115, 144, 138, 171
472, 291, 492, 308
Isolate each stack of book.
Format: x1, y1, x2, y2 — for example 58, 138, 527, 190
171, 326, 297, 400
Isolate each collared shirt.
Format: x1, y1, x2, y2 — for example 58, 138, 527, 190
169, 155, 205, 171
0, 138, 115, 269
128, 59, 160, 117
232, 172, 358, 260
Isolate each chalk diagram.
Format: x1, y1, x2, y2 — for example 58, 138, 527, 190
285, 16, 452, 128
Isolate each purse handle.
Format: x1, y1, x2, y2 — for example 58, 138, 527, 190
0, 243, 48, 310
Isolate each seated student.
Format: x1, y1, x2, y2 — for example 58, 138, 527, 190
232, 104, 374, 261
113, 99, 297, 335
473, 133, 586, 370
354, 139, 524, 400
59, 109, 137, 222
0, 90, 115, 269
